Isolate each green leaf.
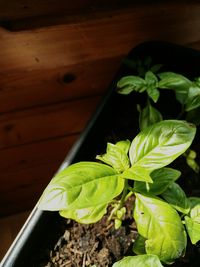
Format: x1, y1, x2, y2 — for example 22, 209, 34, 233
158, 72, 192, 90
158, 72, 192, 104
186, 106, 200, 125
161, 182, 190, 214
134, 167, 181, 195
139, 102, 163, 131
150, 64, 163, 73
185, 150, 200, 173
129, 120, 196, 173
117, 76, 146, 94
133, 235, 146, 255
185, 86, 200, 111
96, 140, 130, 173
185, 197, 200, 244
188, 197, 200, 223
145, 71, 159, 102
134, 193, 187, 263
59, 203, 107, 224
38, 162, 124, 211
185, 216, 200, 244
121, 165, 153, 183
112, 254, 164, 267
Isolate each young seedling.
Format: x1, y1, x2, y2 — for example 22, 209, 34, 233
38, 119, 199, 266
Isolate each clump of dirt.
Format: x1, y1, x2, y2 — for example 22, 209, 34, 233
44, 200, 137, 267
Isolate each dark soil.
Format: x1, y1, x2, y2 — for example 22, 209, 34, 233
43, 199, 137, 267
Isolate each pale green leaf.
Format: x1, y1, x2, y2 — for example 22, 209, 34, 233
112, 254, 164, 267
134, 193, 187, 263
121, 165, 153, 183
117, 76, 146, 94
188, 197, 200, 223
96, 140, 130, 173
161, 182, 190, 214
139, 102, 163, 131
145, 71, 159, 102
59, 203, 107, 224
129, 120, 196, 172
185, 216, 200, 244
134, 167, 181, 195
116, 140, 131, 154
38, 162, 124, 211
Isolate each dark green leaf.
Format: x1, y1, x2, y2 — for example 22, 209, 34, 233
38, 162, 124, 211
134, 167, 181, 195
161, 182, 190, 214
96, 140, 130, 173
139, 102, 163, 131
133, 235, 146, 255
150, 64, 163, 73
185, 86, 200, 111
129, 120, 196, 173
112, 255, 164, 267
117, 76, 146, 95
134, 193, 187, 263
186, 106, 200, 125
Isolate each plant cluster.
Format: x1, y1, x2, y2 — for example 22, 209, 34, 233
38, 58, 200, 267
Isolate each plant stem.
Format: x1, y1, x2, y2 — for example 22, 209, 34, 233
107, 180, 131, 222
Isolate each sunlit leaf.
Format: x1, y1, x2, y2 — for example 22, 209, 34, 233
59, 203, 107, 224
134, 193, 187, 263
121, 165, 153, 183
129, 120, 196, 172
38, 162, 124, 211
112, 254, 164, 267
96, 140, 130, 173
185, 216, 200, 244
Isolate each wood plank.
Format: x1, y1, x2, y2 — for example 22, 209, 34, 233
0, 96, 101, 150
0, 0, 133, 21
0, 134, 78, 215
0, 0, 94, 21
0, 57, 120, 113
1, 3, 200, 74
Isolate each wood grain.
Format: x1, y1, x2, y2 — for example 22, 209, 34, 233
0, 96, 101, 149
0, 57, 120, 113
0, 134, 78, 215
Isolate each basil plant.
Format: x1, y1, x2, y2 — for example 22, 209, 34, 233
38, 119, 200, 267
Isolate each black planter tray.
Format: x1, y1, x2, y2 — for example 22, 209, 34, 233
1, 41, 200, 267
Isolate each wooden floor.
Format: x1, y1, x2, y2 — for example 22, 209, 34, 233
0, 211, 30, 261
